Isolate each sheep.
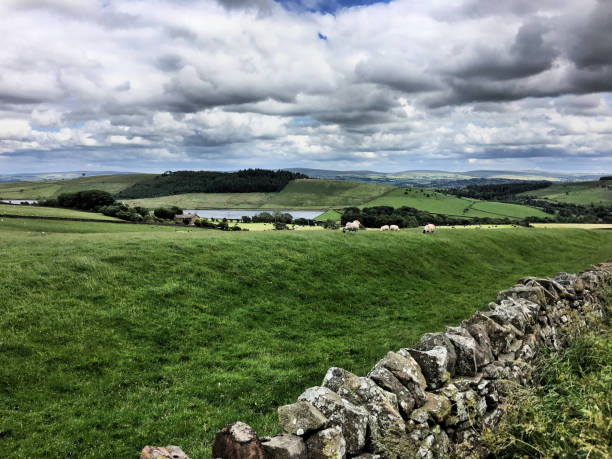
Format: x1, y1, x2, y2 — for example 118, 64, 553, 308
422, 223, 436, 233
380, 225, 390, 232
353, 220, 361, 228
389, 225, 400, 231
343, 222, 359, 233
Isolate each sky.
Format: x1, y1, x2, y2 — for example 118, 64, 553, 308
1, 0, 612, 174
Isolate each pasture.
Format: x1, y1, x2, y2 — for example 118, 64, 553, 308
0, 174, 152, 200
518, 179, 612, 206
1, 218, 612, 458
0, 204, 121, 221
122, 179, 393, 210
363, 188, 551, 219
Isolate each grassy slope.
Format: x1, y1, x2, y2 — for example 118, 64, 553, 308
121, 193, 273, 209
519, 179, 612, 205
314, 210, 343, 221
0, 204, 121, 221
122, 180, 394, 210
363, 188, 550, 219
261, 179, 396, 209
1, 221, 612, 458
0, 174, 152, 200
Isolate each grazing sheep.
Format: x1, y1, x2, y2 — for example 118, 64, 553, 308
353, 220, 361, 228
422, 223, 436, 233
389, 225, 400, 231
343, 222, 359, 233
380, 225, 390, 232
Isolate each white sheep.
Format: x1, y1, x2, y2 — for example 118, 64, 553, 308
380, 225, 390, 232
343, 222, 359, 233
389, 225, 400, 231
423, 223, 436, 233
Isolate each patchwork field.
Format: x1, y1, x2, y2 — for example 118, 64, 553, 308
0, 174, 152, 200
518, 179, 612, 206
1, 218, 612, 458
362, 188, 550, 219
0, 204, 121, 221
123, 179, 395, 210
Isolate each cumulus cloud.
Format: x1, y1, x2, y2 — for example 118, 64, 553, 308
0, 0, 611, 173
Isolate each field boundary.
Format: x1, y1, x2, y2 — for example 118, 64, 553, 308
174, 263, 612, 458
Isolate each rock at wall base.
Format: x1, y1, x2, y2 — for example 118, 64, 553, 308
261, 434, 306, 459
212, 422, 265, 459
140, 445, 189, 459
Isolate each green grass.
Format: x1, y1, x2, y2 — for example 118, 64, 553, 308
363, 188, 551, 219
0, 204, 122, 221
314, 209, 342, 221
1, 221, 612, 458
121, 192, 274, 209
0, 174, 152, 200
261, 179, 396, 209
483, 293, 611, 458
122, 179, 394, 210
519, 180, 612, 206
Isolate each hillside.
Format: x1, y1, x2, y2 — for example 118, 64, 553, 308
1, 220, 611, 457
362, 188, 550, 220
0, 204, 122, 221
286, 168, 601, 187
122, 179, 396, 210
0, 174, 152, 200
518, 179, 612, 206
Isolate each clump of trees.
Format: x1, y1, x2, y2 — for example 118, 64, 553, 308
443, 181, 552, 201
116, 169, 309, 199
342, 206, 521, 228
153, 206, 183, 220
39, 189, 162, 223
194, 218, 242, 231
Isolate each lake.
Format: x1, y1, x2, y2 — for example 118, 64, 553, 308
0, 199, 38, 204
184, 209, 324, 220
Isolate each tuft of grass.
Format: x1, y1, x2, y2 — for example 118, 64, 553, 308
482, 291, 612, 458
1, 222, 611, 457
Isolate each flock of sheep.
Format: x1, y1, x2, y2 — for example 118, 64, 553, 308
342, 220, 436, 233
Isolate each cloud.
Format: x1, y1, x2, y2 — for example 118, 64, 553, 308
0, 0, 611, 173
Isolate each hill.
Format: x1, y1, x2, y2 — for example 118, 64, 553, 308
362, 188, 550, 220
0, 203, 122, 221
0, 174, 153, 200
518, 179, 612, 206
122, 179, 396, 210
1, 219, 612, 457
286, 168, 602, 187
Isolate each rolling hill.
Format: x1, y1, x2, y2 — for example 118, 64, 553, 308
362, 188, 551, 220
518, 179, 612, 206
0, 174, 153, 200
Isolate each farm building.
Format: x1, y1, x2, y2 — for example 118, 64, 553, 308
173, 213, 198, 226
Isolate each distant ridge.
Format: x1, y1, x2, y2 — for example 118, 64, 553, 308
0, 171, 137, 183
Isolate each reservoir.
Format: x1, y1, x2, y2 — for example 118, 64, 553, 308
184, 209, 324, 220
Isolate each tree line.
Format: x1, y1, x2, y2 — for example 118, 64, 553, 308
116, 169, 309, 199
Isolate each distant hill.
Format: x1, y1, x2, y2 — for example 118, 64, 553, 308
0, 174, 153, 200
517, 179, 612, 206
284, 168, 602, 187
0, 171, 137, 183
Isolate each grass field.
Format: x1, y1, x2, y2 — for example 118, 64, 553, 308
314, 209, 343, 221
362, 188, 550, 219
122, 179, 395, 210
121, 192, 274, 209
0, 174, 152, 200
0, 204, 122, 221
518, 179, 612, 206
1, 219, 612, 458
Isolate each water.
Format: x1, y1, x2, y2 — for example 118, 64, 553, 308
0, 199, 38, 204
184, 209, 324, 220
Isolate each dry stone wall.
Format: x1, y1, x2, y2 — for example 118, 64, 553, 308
141, 263, 612, 459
